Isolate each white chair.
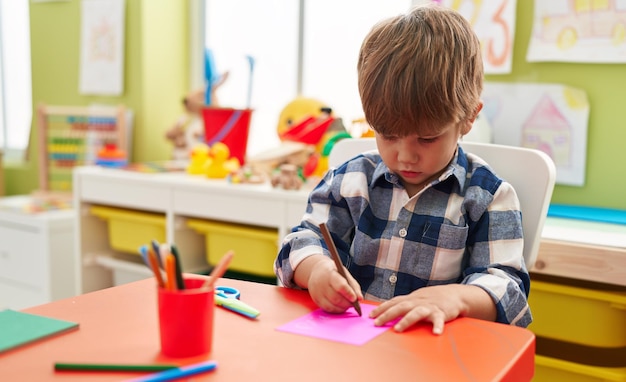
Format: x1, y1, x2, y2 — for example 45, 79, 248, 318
328, 138, 556, 269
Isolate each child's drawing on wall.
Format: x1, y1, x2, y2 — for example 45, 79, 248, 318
527, 0, 626, 63
481, 82, 589, 186
433, 0, 517, 73
522, 95, 572, 167
79, 0, 125, 95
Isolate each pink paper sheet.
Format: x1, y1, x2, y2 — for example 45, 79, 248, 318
275, 303, 395, 345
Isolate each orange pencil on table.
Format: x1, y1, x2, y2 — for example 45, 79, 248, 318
148, 247, 165, 288
165, 254, 178, 291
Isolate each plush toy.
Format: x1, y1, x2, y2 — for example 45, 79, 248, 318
166, 73, 230, 161
166, 89, 206, 161
270, 163, 303, 190
277, 98, 351, 177
248, 97, 352, 183
276, 96, 327, 138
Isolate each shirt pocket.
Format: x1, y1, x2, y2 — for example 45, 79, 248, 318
422, 221, 469, 250
409, 221, 469, 282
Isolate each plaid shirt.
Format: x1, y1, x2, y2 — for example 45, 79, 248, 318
275, 145, 532, 327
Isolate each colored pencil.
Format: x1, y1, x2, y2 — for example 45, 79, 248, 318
319, 223, 362, 316
169, 244, 185, 290
125, 360, 218, 382
165, 254, 177, 291
147, 247, 165, 288
138, 245, 150, 268
201, 250, 234, 290
150, 240, 163, 268
54, 362, 177, 372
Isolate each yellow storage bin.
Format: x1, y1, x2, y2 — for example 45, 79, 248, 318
187, 219, 277, 278
534, 355, 626, 382
90, 205, 166, 255
528, 280, 626, 348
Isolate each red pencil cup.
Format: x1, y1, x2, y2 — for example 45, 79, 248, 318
157, 278, 214, 358
202, 107, 253, 165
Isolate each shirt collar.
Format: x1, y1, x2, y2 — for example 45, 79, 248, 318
449, 144, 469, 189
373, 159, 393, 186
374, 144, 470, 189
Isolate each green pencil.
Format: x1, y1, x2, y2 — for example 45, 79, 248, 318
54, 362, 178, 372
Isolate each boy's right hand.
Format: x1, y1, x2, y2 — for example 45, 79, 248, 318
294, 254, 363, 314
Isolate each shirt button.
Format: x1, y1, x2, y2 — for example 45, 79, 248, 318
399, 228, 407, 237
389, 274, 397, 284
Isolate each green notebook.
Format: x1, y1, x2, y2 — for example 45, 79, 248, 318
0, 309, 79, 354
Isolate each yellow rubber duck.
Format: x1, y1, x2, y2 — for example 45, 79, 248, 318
186, 143, 210, 175
204, 142, 241, 179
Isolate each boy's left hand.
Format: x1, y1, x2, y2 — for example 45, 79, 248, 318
369, 284, 494, 335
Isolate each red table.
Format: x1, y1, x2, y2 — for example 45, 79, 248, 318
0, 277, 535, 381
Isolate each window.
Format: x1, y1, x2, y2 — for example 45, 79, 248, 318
202, 0, 414, 157
0, 0, 32, 162
204, 0, 300, 156
302, 0, 412, 132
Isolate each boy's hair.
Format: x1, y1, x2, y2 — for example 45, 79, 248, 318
357, 3, 483, 136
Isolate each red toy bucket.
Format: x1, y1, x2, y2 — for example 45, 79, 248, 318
202, 107, 253, 164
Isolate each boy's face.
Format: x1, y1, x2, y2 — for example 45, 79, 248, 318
375, 121, 466, 197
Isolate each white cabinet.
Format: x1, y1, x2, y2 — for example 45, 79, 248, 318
0, 196, 77, 310
73, 166, 311, 293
